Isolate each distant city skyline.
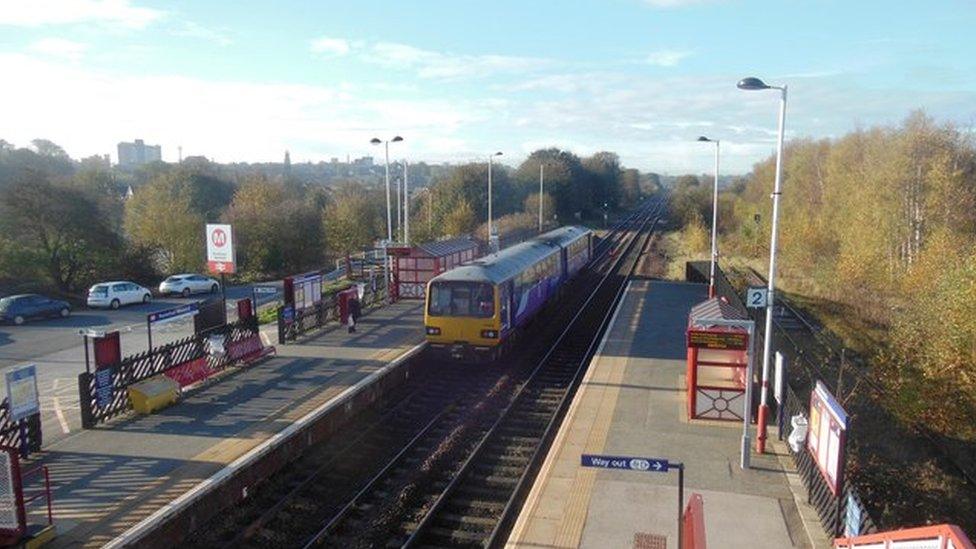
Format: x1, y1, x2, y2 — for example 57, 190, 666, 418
0, 0, 974, 174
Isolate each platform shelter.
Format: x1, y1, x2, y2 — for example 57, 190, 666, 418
686, 297, 751, 421
387, 238, 479, 299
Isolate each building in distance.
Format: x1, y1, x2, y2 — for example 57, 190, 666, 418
117, 139, 161, 168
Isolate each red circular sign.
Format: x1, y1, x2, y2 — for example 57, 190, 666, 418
211, 228, 227, 247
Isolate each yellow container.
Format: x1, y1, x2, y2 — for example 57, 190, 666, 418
128, 375, 179, 414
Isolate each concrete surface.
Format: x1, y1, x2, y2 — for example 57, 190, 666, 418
507, 280, 821, 549
18, 299, 422, 548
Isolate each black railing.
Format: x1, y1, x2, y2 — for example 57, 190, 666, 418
277, 284, 385, 344
78, 317, 261, 428
0, 400, 41, 457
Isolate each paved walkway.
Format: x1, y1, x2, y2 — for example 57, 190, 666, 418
25, 300, 424, 548
507, 280, 826, 549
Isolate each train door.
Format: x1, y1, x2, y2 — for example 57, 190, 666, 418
499, 282, 512, 332
560, 247, 568, 282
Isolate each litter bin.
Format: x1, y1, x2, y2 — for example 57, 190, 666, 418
788, 414, 808, 453
337, 287, 357, 325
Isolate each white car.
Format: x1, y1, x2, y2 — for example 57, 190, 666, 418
87, 281, 153, 309
159, 274, 220, 297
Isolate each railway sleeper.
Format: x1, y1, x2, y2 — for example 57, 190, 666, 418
425, 525, 488, 544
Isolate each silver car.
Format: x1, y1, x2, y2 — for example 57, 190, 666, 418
159, 274, 220, 297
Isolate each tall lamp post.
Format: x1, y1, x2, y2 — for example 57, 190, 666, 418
487, 151, 503, 251
697, 136, 721, 298
371, 135, 403, 302
403, 160, 410, 246
538, 162, 546, 232
737, 76, 787, 455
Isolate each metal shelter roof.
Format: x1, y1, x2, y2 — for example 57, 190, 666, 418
688, 297, 749, 325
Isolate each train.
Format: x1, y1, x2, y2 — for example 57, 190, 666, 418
424, 225, 594, 361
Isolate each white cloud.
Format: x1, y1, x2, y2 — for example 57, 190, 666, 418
365, 42, 549, 80
29, 38, 89, 61
174, 21, 233, 46
310, 37, 351, 57
646, 49, 692, 67
0, 0, 163, 29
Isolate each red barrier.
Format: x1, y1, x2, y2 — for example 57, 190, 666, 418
682, 493, 706, 549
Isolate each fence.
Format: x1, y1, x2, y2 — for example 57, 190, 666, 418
687, 260, 876, 538
78, 317, 261, 429
277, 282, 385, 344
0, 402, 40, 457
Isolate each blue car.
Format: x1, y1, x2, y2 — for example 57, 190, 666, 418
0, 294, 71, 325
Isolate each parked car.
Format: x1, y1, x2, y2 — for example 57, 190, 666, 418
0, 294, 71, 325
158, 274, 220, 297
87, 281, 152, 309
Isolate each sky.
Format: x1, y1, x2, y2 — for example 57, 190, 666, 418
0, 0, 974, 174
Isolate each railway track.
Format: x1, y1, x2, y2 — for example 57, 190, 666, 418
186, 197, 664, 548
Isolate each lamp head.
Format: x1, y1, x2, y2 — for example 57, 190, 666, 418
370, 138, 381, 145
392, 136, 404, 143
494, 151, 503, 157
697, 136, 712, 142
737, 77, 770, 90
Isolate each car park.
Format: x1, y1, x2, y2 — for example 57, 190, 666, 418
87, 281, 152, 309
158, 274, 220, 297
0, 294, 72, 325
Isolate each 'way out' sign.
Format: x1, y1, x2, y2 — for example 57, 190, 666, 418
206, 224, 236, 275
580, 454, 669, 472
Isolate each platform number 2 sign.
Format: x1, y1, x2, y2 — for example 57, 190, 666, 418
746, 287, 768, 309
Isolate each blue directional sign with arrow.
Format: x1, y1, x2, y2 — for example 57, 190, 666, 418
580, 454, 669, 473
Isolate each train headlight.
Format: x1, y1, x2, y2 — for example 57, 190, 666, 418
425, 326, 441, 335
481, 329, 498, 339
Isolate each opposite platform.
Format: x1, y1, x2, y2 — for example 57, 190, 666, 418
30, 300, 424, 548
507, 280, 820, 549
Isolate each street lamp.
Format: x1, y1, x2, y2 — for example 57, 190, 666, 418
737, 76, 787, 455
697, 136, 720, 298
538, 162, 545, 232
403, 159, 410, 246
371, 135, 403, 303
487, 151, 503, 251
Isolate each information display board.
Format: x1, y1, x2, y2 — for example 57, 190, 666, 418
807, 380, 848, 496
4, 365, 39, 421
292, 272, 322, 311
687, 329, 749, 350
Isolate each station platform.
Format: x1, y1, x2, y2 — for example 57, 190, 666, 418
506, 280, 823, 549
28, 300, 424, 548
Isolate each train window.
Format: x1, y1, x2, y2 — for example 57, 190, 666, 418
427, 281, 495, 318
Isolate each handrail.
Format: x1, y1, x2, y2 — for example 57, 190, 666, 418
834, 524, 973, 549
21, 465, 53, 526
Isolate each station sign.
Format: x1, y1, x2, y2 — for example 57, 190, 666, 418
581, 454, 669, 473
206, 223, 236, 274
746, 286, 768, 309
807, 380, 848, 496
148, 302, 199, 325
687, 329, 749, 350
252, 286, 278, 295
291, 272, 322, 311
5, 365, 39, 421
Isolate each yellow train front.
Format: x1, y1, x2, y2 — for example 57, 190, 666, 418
424, 226, 592, 362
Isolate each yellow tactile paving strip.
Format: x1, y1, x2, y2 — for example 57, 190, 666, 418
509, 282, 636, 549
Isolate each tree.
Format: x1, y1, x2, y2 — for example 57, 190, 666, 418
224, 176, 325, 276
31, 139, 69, 159
442, 199, 476, 236
323, 182, 383, 256
523, 193, 555, 228
124, 175, 206, 273
0, 174, 120, 292
515, 149, 588, 222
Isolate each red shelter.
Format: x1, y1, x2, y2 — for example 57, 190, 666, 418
686, 297, 752, 421
387, 238, 480, 300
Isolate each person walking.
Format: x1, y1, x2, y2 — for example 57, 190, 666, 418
348, 295, 362, 333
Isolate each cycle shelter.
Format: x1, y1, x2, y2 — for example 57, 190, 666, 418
686, 297, 752, 421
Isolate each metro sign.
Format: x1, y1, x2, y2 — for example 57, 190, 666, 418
206, 223, 236, 275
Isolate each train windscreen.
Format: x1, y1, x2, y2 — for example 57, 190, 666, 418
428, 282, 494, 318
